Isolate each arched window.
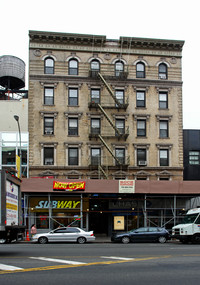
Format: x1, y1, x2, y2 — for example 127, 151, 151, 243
136, 62, 145, 78
91, 59, 100, 72
159, 63, 168, 79
44, 57, 54, 74
69, 59, 78, 75
115, 61, 124, 77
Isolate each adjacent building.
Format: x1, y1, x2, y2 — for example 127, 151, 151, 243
183, 129, 200, 180
28, 31, 184, 181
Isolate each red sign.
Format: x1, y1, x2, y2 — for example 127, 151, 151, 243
53, 181, 85, 191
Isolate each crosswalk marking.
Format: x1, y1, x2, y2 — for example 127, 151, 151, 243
101, 256, 135, 261
0, 264, 23, 271
29, 257, 86, 265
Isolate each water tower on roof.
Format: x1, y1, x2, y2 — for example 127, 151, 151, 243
0, 55, 25, 90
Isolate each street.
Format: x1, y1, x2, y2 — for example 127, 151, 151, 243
0, 241, 200, 285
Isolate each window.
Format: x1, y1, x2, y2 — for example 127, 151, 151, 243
68, 148, 78, 165
189, 151, 200, 165
160, 149, 169, 166
2, 147, 16, 165
91, 148, 101, 165
91, 118, 100, 135
44, 87, 54, 105
116, 119, 125, 135
159, 63, 167, 79
44, 147, 54, 165
136, 91, 146, 107
69, 59, 78, 75
91, 60, 100, 72
159, 92, 168, 109
115, 148, 125, 165
115, 90, 124, 105
115, 61, 124, 76
137, 120, 146, 137
137, 149, 146, 166
68, 118, 78, 136
160, 121, 168, 138
91, 89, 100, 104
44, 57, 54, 74
44, 117, 54, 135
68, 88, 78, 106
136, 62, 145, 78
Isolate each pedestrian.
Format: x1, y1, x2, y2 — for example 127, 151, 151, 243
30, 224, 37, 238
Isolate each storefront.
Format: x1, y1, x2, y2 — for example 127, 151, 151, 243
21, 178, 200, 236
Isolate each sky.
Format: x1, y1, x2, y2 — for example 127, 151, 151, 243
0, 0, 199, 129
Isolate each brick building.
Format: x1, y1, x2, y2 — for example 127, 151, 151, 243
28, 31, 184, 180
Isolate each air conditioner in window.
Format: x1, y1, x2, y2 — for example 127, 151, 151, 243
159, 74, 167, 79
45, 130, 53, 135
138, 161, 147, 166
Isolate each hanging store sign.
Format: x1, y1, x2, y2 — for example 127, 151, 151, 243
53, 181, 86, 191
119, 180, 135, 193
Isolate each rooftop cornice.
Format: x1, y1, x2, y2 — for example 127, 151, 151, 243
29, 30, 184, 51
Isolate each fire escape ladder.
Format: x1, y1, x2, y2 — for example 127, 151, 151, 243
98, 104, 121, 136
98, 134, 121, 165
98, 164, 109, 179
98, 72, 122, 107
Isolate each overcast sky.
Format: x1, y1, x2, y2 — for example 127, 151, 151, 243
1, 0, 199, 129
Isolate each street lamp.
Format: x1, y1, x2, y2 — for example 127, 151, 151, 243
14, 115, 22, 178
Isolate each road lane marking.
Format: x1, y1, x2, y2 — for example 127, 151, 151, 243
0, 255, 171, 275
101, 256, 135, 261
0, 264, 23, 271
29, 257, 86, 265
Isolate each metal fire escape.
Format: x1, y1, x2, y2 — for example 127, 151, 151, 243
89, 71, 129, 178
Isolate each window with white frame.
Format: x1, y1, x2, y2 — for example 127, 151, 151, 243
116, 119, 125, 135
158, 63, 167, 79
115, 90, 124, 105
137, 149, 147, 166
68, 88, 78, 106
136, 90, 146, 107
44, 57, 54, 74
44, 87, 54, 105
91, 118, 100, 135
44, 147, 54, 165
68, 147, 79, 165
91, 89, 100, 104
115, 148, 125, 165
68, 118, 78, 136
160, 149, 169, 166
44, 117, 54, 135
91, 148, 101, 166
136, 62, 145, 78
137, 120, 146, 137
68, 59, 78, 75
115, 61, 124, 76
159, 92, 168, 109
159, 120, 168, 138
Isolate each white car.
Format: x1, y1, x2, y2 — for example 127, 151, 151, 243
32, 227, 95, 244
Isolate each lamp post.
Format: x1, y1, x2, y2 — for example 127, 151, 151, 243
14, 115, 22, 178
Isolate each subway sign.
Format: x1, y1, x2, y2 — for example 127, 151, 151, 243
53, 181, 86, 191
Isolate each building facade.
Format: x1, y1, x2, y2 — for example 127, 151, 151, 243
28, 31, 184, 180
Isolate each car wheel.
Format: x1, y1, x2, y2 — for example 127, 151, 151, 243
38, 237, 48, 244
77, 237, 86, 244
121, 236, 130, 244
158, 236, 167, 243
192, 234, 200, 244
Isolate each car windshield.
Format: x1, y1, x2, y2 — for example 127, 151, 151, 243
182, 213, 199, 224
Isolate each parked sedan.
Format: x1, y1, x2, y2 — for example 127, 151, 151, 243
111, 227, 171, 244
32, 227, 95, 244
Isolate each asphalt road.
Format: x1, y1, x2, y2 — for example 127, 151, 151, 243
1, 241, 200, 285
